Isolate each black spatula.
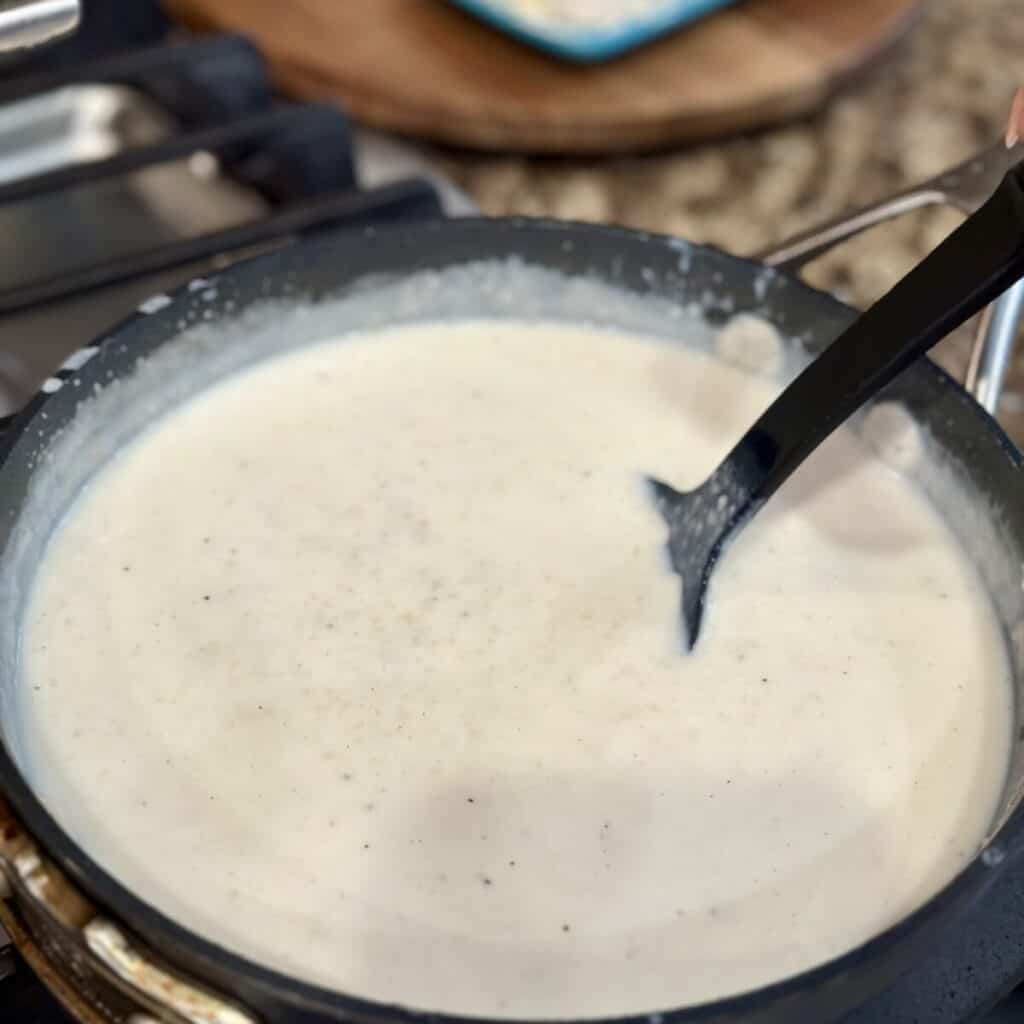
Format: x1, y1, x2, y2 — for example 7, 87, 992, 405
653, 160, 1024, 650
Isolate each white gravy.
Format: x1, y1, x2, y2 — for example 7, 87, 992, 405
20, 318, 1012, 1018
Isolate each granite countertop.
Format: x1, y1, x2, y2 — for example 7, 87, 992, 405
440, 0, 1024, 439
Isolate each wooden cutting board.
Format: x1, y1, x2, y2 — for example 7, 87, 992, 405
164, 0, 923, 154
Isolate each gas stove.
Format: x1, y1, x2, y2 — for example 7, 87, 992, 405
0, 0, 471, 416
1, 4, 1024, 1023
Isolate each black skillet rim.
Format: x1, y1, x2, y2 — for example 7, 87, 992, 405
0, 216, 1022, 1024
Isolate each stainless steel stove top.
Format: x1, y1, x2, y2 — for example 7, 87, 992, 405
0, 68, 471, 415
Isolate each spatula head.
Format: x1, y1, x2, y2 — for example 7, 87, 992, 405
648, 471, 755, 650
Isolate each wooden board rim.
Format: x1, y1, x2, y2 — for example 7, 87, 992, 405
167, 0, 925, 154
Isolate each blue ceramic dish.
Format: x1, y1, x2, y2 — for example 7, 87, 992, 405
445, 0, 739, 63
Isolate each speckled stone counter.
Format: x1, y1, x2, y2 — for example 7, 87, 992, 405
440, 0, 1024, 438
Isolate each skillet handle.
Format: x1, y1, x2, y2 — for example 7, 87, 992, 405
730, 159, 1024, 509
757, 187, 940, 274
757, 154, 1024, 417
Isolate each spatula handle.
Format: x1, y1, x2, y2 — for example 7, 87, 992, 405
731, 160, 1024, 503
